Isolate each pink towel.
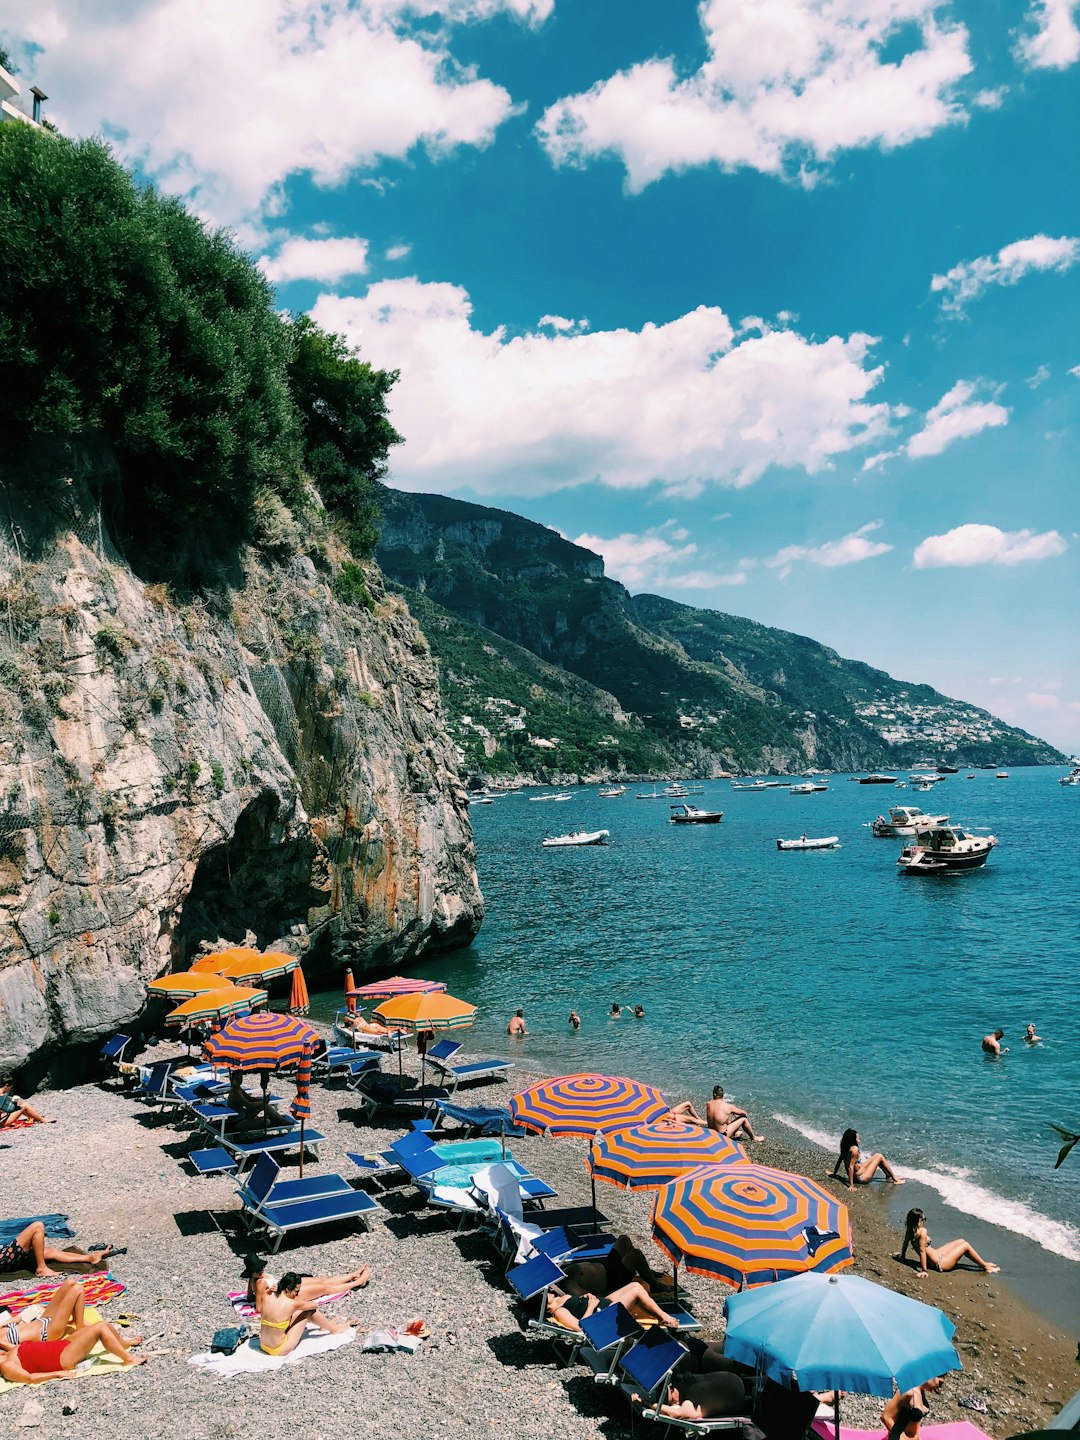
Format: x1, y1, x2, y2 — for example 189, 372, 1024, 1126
812, 1421, 993, 1440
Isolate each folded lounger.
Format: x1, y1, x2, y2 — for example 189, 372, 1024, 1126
620, 1330, 751, 1437
239, 1156, 383, 1253
432, 1101, 526, 1138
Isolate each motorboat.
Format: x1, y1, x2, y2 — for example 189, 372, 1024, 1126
995, 771, 1009, 779
598, 785, 627, 797
1060, 765, 1080, 786
669, 804, 723, 824
966, 774, 976, 779
776, 835, 840, 850
789, 781, 827, 794
897, 821, 997, 872
731, 780, 771, 792
937, 764, 960, 774
636, 786, 667, 799
859, 773, 899, 785
467, 796, 494, 805
542, 829, 610, 847
909, 772, 945, 785
664, 783, 689, 798
871, 805, 949, 838
530, 791, 573, 802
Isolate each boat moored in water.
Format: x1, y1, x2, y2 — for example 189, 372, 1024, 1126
859, 773, 899, 785
542, 829, 610, 848
598, 785, 627, 797
530, 791, 573, 802
897, 821, 997, 872
871, 805, 949, 838
669, 804, 723, 824
776, 834, 840, 850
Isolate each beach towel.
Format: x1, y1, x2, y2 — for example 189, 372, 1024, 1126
189, 1326, 355, 1378
0, 1115, 35, 1129
227, 1289, 351, 1320
0, 1272, 125, 1316
0, 1215, 76, 1241
810, 1421, 994, 1440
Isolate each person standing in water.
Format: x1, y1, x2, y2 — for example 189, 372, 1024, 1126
981, 1029, 1007, 1056
507, 1010, 527, 1036
633, 1004, 646, 1018
610, 1003, 622, 1019
568, 1011, 581, 1030
1024, 1023, 1041, 1044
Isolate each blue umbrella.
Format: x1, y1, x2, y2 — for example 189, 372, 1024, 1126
724, 1271, 961, 1396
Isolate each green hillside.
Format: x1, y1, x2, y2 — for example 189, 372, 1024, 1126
374, 485, 1064, 779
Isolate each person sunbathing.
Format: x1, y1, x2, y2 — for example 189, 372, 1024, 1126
545, 1280, 679, 1333
0, 1084, 53, 1127
706, 1086, 763, 1142
257, 1273, 350, 1356
226, 1073, 288, 1132
660, 1100, 705, 1126
831, 1129, 905, 1190
0, 1318, 145, 1383
0, 1223, 122, 1279
242, 1256, 371, 1312
897, 1209, 999, 1276
559, 1235, 674, 1300
881, 1375, 945, 1438
635, 1370, 748, 1422
342, 1014, 400, 1038
0, 1279, 87, 1349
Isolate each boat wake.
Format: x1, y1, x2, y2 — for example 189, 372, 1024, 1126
773, 1113, 1080, 1263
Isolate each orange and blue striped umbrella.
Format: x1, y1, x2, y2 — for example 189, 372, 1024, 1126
509, 1073, 668, 1137
165, 987, 267, 1027
291, 1045, 313, 1122
203, 1011, 320, 1070
372, 991, 475, 1032
148, 973, 236, 1000
651, 1163, 853, 1289
217, 952, 299, 985
589, 1121, 747, 1190
350, 976, 447, 1000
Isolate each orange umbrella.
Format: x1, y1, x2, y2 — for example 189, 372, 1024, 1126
147, 973, 234, 1000
217, 953, 299, 985
373, 991, 477, 1083
165, 986, 267, 1026
289, 965, 309, 1016
344, 967, 356, 1013
190, 947, 261, 974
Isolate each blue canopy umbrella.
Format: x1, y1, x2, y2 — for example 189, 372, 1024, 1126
724, 1271, 962, 1438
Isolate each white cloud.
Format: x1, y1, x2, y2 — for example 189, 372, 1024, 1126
1069, 364, 1080, 379
1026, 363, 1052, 388
1016, 0, 1080, 70
861, 449, 900, 471
573, 529, 748, 592
905, 380, 1009, 458
2, 1, 521, 225
764, 521, 893, 580
385, 243, 413, 262
258, 235, 370, 285
310, 278, 894, 496
537, 0, 972, 190
1026, 691, 1062, 711
972, 86, 1008, 108
538, 315, 590, 334
931, 233, 1080, 315
913, 524, 1067, 568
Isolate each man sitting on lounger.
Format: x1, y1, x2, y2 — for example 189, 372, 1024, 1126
0, 1223, 122, 1280
226, 1073, 287, 1131
258, 1273, 350, 1356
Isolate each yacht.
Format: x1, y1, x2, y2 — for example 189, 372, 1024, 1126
897, 821, 997, 872
669, 803, 723, 825
995, 771, 1009, 779
859, 773, 899, 785
731, 779, 771, 792
598, 784, 627, 797
871, 805, 949, 838
1060, 765, 1080, 786
530, 791, 573, 802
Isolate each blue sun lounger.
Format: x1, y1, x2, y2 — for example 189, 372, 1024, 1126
238, 1154, 383, 1252
578, 1302, 645, 1385
432, 1100, 526, 1137
351, 1074, 452, 1119
506, 1251, 586, 1364
238, 1153, 354, 1208
619, 1331, 749, 1436
98, 1033, 131, 1070
424, 1040, 515, 1091
220, 1127, 326, 1168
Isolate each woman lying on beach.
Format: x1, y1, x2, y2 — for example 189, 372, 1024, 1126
545, 1280, 680, 1334
897, 1209, 999, 1276
242, 1255, 371, 1312
0, 1083, 53, 1127
0, 1317, 145, 1383
0, 1222, 123, 1279
881, 1375, 945, 1439
257, 1273, 350, 1357
0, 1279, 87, 1348
831, 1129, 905, 1191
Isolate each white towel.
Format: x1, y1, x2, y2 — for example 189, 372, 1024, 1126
189, 1326, 355, 1378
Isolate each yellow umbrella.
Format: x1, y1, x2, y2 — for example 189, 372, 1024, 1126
373, 991, 477, 1084
165, 986, 267, 1027
147, 973, 235, 1000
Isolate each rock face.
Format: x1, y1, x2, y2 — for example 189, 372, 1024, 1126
0, 444, 483, 1078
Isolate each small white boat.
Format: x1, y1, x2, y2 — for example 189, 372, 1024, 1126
909, 772, 945, 785
542, 829, 610, 847
789, 782, 827, 794
664, 783, 689, 798
900, 852, 952, 876
467, 796, 494, 806
669, 804, 723, 825
995, 771, 1009, 779
776, 835, 840, 851
530, 792, 573, 802
598, 785, 627, 797
871, 805, 949, 838
636, 787, 666, 799
732, 780, 770, 792
1060, 765, 1080, 786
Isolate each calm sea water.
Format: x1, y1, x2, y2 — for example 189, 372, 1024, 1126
314, 768, 1080, 1264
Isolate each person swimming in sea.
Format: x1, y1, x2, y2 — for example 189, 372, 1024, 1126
568, 1011, 581, 1030
633, 1004, 645, 1018
507, 1009, 527, 1036
981, 1028, 1007, 1056
610, 1003, 622, 1019
1024, 1022, 1041, 1044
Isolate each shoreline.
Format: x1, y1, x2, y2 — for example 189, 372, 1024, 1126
2, 1031, 1075, 1438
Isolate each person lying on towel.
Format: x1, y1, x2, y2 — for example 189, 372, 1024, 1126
0, 1316, 145, 1383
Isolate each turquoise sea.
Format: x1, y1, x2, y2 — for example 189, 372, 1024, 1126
315, 768, 1079, 1287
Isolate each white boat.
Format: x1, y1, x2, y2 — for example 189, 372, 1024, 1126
897, 821, 997, 872
598, 785, 627, 797
909, 772, 945, 785
871, 805, 949, 838
776, 835, 840, 851
467, 796, 494, 806
636, 787, 666, 799
669, 804, 723, 825
542, 829, 610, 848
731, 780, 770, 792
995, 771, 1009, 779
789, 782, 827, 794
530, 792, 573, 802
664, 783, 689, 798
1060, 765, 1080, 786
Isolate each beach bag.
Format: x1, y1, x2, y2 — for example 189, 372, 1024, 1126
211, 1322, 246, 1354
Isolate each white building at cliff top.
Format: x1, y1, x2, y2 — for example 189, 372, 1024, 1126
0, 63, 46, 129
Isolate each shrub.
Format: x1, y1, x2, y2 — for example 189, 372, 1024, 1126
94, 623, 131, 660
333, 560, 375, 611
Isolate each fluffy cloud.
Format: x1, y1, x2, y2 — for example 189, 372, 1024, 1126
258, 236, 370, 285
537, 0, 972, 190
913, 524, 1067, 568
764, 521, 893, 580
931, 233, 1080, 315
573, 530, 747, 592
309, 278, 894, 495
385, 243, 413, 262
1016, 0, 1080, 70
905, 381, 1009, 458
0, 0, 522, 224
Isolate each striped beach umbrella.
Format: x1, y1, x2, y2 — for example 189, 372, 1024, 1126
372, 990, 475, 1032
165, 986, 267, 1027
147, 973, 235, 1000
509, 1073, 669, 1138
651, 1163, 853, 1290
589, 1121, 746, 1191
217, 952, 299, 986
289, 964, 310, 1016
350, 976, 447, 1000
203, 1011, 320, 1071
291, 1043, 313, 1176
191, 947, 261, 974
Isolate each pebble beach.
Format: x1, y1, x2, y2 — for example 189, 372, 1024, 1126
1, 1033, 1075, 1440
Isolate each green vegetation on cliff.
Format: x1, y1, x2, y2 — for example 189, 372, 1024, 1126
0, 125, 397, 573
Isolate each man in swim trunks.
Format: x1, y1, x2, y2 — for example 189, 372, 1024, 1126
639, 1371, 749, 1422
981, 1029, 1007, 1056
0, 1222, 120, 1279
881, 1375, 944, 1438
706, 1086, 763, 1142
258, 1273, 349, 1357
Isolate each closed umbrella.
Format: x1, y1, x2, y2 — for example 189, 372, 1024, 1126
652, 1163, 852, 1290
290, 1044, 313, 1177
724, 1272, 962, 1439
289, 965, 309, 1016
589, 1121, 746, 1190
344, 968, 356, 1013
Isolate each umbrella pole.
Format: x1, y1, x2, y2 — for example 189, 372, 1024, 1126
673, 1260, 679, 1305
590, 1171, 598, 1231
299, 1117, 305, 1179
834, 1392, 840, 1440
262, 1069, 269, 1133
500, 1120, 506, 1162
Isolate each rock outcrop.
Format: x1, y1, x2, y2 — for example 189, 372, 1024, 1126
0, 444, 483, 1078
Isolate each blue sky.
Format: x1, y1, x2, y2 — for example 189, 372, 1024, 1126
3, 0, 1078, 749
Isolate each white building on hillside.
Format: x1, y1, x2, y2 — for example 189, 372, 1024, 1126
0, 62, 46, 128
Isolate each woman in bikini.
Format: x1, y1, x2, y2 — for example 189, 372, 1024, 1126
0, 1318, 145, 1384
897, 1209, 1000, 1276
0, 1279, 88, 1352
0, 1222, 122, 1279
544, 1280, 680, 1334
831, 1129, 905, 1190
881, 1375, 945, 1438
242, 1255, 370, 1313
257, 1273, 350, 1357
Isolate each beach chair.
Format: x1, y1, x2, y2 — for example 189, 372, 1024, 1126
346, 1150, 401, 1186
432, 1100, 526, 1137
188, 1101, 290, 1142
312, 1047, 382, 1083
350, 1073, 451, 1120
239, 1156, 383, 1253
578, 1301, 645, 1385
425, 1047, 515, 1091
619, 1331, 751, 1437
133, 1059, 180, 1113
187, 1145, 238, 1178
506, 1252, 584, 1365
220, 1127, 326, 1168
98, 1033, 131, 1071
529, 1226, 615, 1264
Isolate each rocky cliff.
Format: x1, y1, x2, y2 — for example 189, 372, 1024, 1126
0, 444, 483, 1079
